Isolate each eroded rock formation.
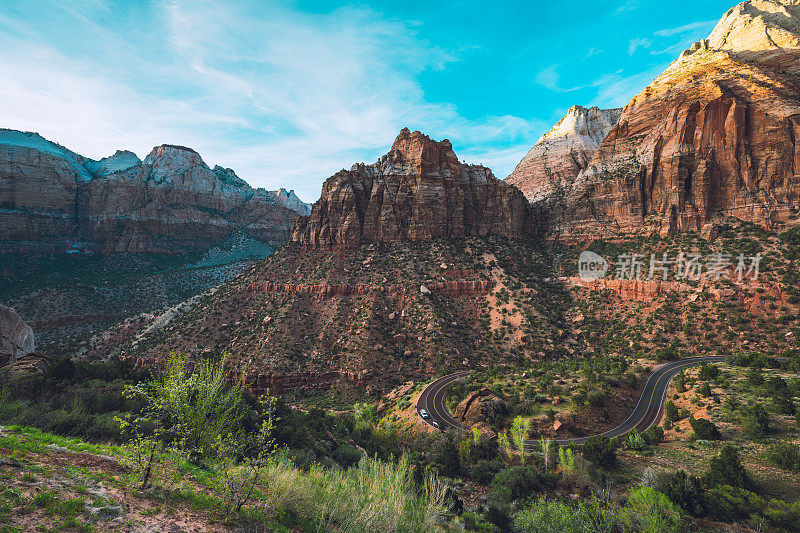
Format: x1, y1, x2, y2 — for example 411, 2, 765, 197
556, 0, 800, 240
0, 130, 305, 254
292, 128, 539, 248
454, 388, 509, 424
506, 106, 622, 202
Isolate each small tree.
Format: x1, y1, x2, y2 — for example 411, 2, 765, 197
704, 445, 752, 490
510, 416, 531, 464
498, 430, 512, 460
214, 395, 276, 518
582, 435, 616, 469
689, 416, 721, 440
540, 438, 552, 470
557, 447, 574, 475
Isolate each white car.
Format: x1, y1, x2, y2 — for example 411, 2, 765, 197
432, 421, 440, 429
420, 409, 429, 419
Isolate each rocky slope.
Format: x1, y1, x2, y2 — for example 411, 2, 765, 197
556, 0, 800, 240
292, 128, 539, 248
505, 106, 622, 202
0, 130, 305, 254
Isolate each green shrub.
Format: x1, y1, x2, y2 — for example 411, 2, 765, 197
626, 431, 646, 451
643, 426, 664, 445
658, 470, 707, 517
766, 441, 800, 472
689, 417, 721, 440
621, 486, 687, 533
741, 403, 770, 439
704, 446, 752, 490
706, 485, 762, 521
514, 497, 616, 533
587, 390, 606, 407
582, 436, 616, 469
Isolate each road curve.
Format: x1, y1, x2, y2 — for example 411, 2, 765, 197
416, 356, 728, 447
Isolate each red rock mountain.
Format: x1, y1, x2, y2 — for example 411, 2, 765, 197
554, 0, 800, 239
292, 128, 538, 248
0, 130, 306, 254
506, 106, 622, 202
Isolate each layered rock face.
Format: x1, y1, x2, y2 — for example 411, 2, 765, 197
0, 304, 34, 367
557, 0, 800, 239
0, 131, 304, 254
506, 106, 622, 201
293, 128, 538, 248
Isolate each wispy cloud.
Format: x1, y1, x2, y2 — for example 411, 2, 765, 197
655, 20, 717, 37
615, 0, 639, 15
0, 0, 540, 201
628, 38, 652, 55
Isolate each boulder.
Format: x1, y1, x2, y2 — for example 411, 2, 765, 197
454, 388, 509, 424
0, 305, 34, 366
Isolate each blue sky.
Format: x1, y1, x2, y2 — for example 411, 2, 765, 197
0, 0, 732, 201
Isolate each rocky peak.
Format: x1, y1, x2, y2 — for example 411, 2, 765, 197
386, 128, 460, 170
505, 106, 622, 201
556, 0, 800, 240
212, 165, 249, 188
143, 144, 204, 168
269, 188, 311, 215
539, 106, 622, 145
85, 150, 141, 177
707, 0, 800, 52
292, 129, 538, 248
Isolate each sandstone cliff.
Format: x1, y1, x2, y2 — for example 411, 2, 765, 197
292, 128, 539, 248
0, 130, 304, 254
506, 106, 622, 202
557, 0, 800, 240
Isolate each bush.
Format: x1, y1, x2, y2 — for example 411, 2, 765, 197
704, 446, 752, 490
122, 352, 248, 460
658, 470, 707, 517
706, 485, 762, 521
490, 466, 556, 505
626, 430, 646, 450
766, 441, 800, 472
643, 426, 664, 445
582, 436, 616, 469
471, 459, 504, 485
587, 390, 606, 407
621, 486, 687, 533
513, 497, 616, 533
664, 401, 680, 423
697, 363, 719, 381
689, 417, 721, 440
741, 402, 770, 439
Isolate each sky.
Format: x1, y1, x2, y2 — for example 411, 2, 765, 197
0, 0, 734, 202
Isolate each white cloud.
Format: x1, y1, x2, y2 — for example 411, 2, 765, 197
654, 20, 717, 37
0, 0, 541, 202
615, 0, 639, 15
588, 65, 666, 108
535, 64, 562, 91
628, 38, 652, 55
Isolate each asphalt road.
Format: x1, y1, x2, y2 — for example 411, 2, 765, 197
416, 356, 728, 447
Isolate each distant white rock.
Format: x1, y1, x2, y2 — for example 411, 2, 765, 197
267, 188, 311, 215
506, 106, 621, 202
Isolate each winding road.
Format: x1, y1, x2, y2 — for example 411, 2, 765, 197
416, 356, 728, 446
